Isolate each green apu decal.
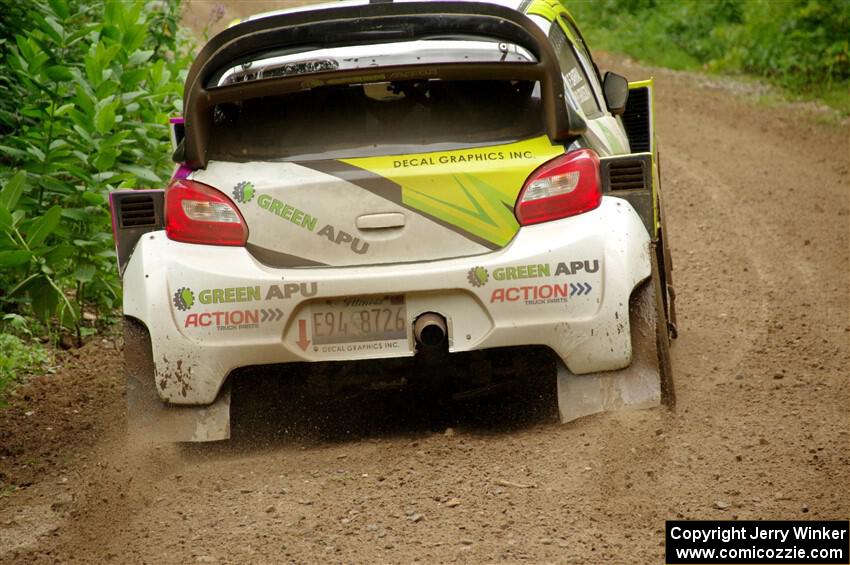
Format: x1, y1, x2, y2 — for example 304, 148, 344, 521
172, 287, 195, 311
465, 260, 600, 289
253, 193, 370, 255
256, 194, 317, 230
467, 266, 489, 287
232, 181, 255, 204
493, 263, 550, 281
171, 283, 318, 311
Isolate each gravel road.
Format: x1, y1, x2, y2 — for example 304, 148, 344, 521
0, 31, 847, 565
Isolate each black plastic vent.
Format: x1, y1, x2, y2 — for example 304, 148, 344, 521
622, 86, 651, 153
119, 194, 157, 228
600, 154, 653, 234
608, 158, 647, 191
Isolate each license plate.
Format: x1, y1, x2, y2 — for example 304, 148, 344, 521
311, 295, 407, 345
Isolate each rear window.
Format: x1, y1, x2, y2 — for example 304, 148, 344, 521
206, 79, 544, 161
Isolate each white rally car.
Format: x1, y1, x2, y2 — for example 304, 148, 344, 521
110, 0, 677, 441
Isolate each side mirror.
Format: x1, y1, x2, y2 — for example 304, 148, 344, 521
602, 72, 629, 116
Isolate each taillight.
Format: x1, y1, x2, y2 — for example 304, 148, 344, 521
515, 149, 602, 226
165, 179, 248, 246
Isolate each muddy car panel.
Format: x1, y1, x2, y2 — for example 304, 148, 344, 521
123, 196, 650, 406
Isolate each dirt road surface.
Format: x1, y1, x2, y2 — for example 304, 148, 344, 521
1, 7, 848, 563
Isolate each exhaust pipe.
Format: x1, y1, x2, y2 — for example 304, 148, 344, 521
413, 312, 447, 348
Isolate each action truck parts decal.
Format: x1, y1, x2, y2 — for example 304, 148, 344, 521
490, 283, 569, 304
183, 308, 284, 330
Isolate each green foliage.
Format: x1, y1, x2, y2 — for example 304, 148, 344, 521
0, 333, 49, 404
0, 0, 192, 336
568, 0, 850, 113
0, 0, 33, 135
725, 0, 850, 88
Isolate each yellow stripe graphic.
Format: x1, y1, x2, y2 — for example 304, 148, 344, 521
341, 136, 564, 246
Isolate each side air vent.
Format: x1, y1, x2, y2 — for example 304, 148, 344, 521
608, 158, 647, 191
600, 154, 653, 235
109, 190, 165, 276
119, 194, 158, 228
622, 86, 651, 153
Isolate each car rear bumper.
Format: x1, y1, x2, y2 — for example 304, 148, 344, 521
124, 197, 650, 405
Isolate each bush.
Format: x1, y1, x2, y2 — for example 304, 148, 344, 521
726, 0, 850, 89
568, 0, 850, 111
0, 0, 193, 340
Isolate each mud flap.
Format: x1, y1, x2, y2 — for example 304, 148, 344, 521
557, 252, 673, 422
124, 318, 231, 442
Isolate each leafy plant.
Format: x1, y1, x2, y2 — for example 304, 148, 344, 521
0, 333, 50, 405
0, 0, 192, 341
0, 171, 76, 326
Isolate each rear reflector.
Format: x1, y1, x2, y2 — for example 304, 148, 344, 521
165, 179, 248, 246
515, 149, 602, 226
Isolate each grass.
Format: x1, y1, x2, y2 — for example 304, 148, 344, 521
568, 0, 850, 117
0, 333, 49, 404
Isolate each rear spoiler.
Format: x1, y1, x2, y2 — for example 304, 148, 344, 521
181, 1, 586, 168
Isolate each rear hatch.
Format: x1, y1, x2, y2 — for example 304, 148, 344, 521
188, 21, 577, 266
192, 79, 565, 267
